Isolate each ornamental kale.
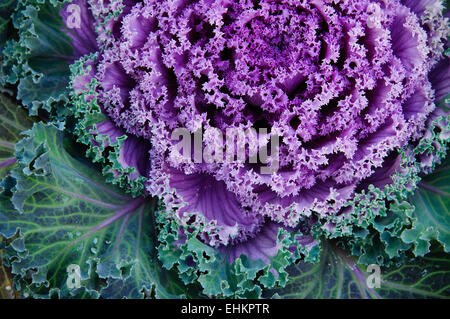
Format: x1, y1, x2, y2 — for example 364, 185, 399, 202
0, 0, 449, 299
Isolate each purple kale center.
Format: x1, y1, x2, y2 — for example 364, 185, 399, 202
77, 0, 448, 248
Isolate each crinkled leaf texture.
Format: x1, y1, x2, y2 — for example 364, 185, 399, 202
70, 55, 150, 197
0, 123, 200, 298
0, 0, 16, 50
404, 154, 450, 255
0, 91, 34, 299
1, 0, 95, 117
156, 210, 321, 298
0, 92, 34, 181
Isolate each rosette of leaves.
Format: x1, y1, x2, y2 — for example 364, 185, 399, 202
0, 0, 449, 299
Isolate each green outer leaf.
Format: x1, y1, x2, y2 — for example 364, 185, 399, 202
0, 92, 34, 181
1, 0, 73, 116
0, 0, 16, 50
0, 123, 195, 298
264, 241, 450, 299
403, 154, 450, 256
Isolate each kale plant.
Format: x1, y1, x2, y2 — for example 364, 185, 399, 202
0, 0, 449, 299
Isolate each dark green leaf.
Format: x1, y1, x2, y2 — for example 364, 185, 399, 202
0, 93, 33, 180
2, 0, 73, 115
402, 154, 450, 256
0, 0, 16, 49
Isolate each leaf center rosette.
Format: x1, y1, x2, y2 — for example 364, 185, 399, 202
74, 0, 449, 256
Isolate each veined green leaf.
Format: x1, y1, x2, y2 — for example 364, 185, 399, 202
0, 123, 196, 298
0, 93, 33, 180
0, 0, 16, 50
1, 0, 73, 116
264, 241, 381, 299
377, 249, 450, 298
402, 154, 450, 256
264, 241, 450, 299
